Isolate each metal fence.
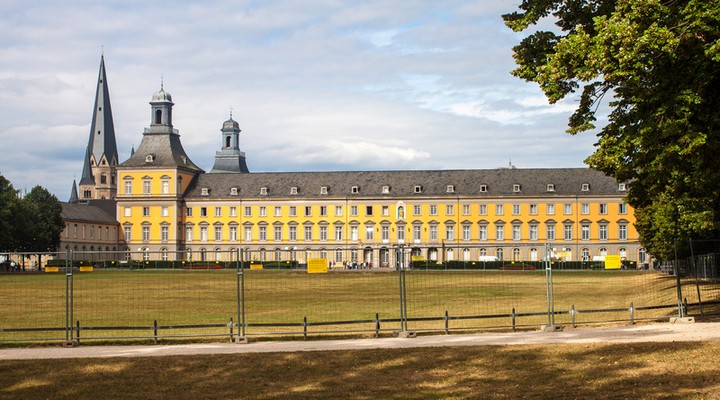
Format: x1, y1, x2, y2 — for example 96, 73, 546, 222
1, 242, 719, 345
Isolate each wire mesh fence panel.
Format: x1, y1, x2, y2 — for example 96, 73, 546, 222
551, 269, 680, 326
242, 254, 402, 336
403, 269, 553, 332
0, 252, 68, 342
680, 240, 720, 318
70, 251, 239, 342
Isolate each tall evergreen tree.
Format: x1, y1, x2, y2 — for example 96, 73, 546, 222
0, 174, 20, 252
504, 0, 720, 260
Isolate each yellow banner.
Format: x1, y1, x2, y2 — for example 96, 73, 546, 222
308, 258, 328, 274
79, 266, 94, 272
604, 255, 622, 269
44, 267, 60, 273
250, 263, 264, 270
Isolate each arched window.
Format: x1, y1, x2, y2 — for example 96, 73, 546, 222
582, 248, 590, 261
225, 136, 231, 147
155, 109, 162, 124
496, 248, 504, 261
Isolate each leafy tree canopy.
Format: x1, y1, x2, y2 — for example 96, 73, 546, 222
504, 0, 720, 260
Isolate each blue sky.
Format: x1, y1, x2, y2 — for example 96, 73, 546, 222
0, 1, 599, 200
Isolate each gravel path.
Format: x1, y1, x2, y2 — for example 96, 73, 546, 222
2, 321, 718, 361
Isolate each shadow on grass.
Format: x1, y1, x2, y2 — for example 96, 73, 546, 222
1, 341, 719, 399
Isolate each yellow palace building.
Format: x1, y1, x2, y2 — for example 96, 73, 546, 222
74, 57, 645, 266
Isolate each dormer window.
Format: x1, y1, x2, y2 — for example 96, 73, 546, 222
547, 184, 555, 192
581, 183, 590, 191
414, 185, 423, 193
320, 186, 328, 195
230, 187, 238, 196
260, 187, 268, 195
446, 185, 455, 193
145, 154, 154, 163
382, 185, 390, 194
351, 186, 359, 194
513, 184, 521, 192
290, 187, 298, 195
201, 188, 209, 196
479, 185, 488, 193
618, 183, 626, 191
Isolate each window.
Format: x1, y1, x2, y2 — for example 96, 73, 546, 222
161, 226, 169, 242
214, 207, 222, 217
124, 227, 131, 242
619, 224, 628, 240
260, 187, 267, 195
259, 206, 267, 217
320, 206, 328, 216
564, 225, 573, 240
215, 226, 223, 241
320, 226, 328, 241
124, 179, 132, 195
366, 206, 373, 216
200, 226, 208, 241
429, 205, 438, 216
581, 183, 590, 191
582, 248, 590, 261
413, 205, 421, 216
186, 226, 193, 242
530, 225, 538, 241
581, 224, 590, 240
186, 207, 193, 217
479, 185, 488, 193
496, 204, 504, 215
90, 225, 94, 239
396, 226, 404, 241
230, 187, 238, 195
320, 186, 328, 195
230, 206, 237, 217
161, 206, 169, 217
479, 225, 488, 240
382, 185, 390, 194
446, 205, 454, 215
350, 206, 358, 216
304, 226, 313, 241
462, 225, 471, 241
513, 184, 521, 192
290, 206, 297, 217
414, 185, 422, 193
124, 207, 131, 217
382, 226, 390, 241
366, 226, 374, 241
479, 204, 487, 215
304, 206, 312, 217
351, 186, 359, 194
619, 203, 627, 214
546, 224, 555, 241
201, 188, 209, 196
599, 203, 608, 214
244, 206, 252, 217
161, 180, 169, 195
142, 207, 150, 217
290, 187, 298, 195
581, 204, 590, 215
512, 225, 521, 240
143, 179, 151, 195
462, 204, 471, 216
200, 207, 207, 217
564, 204, 572, 215
142, 226, 150, 242
230, 226, 238, 241
513, 248, 521, 261
413, 226, 421, 241
289, 226, 298, 241
244, 226, 252, 241
446, 185, 455, 193
445, 226, 455, 241
335, 206, 343, 216
512, 204, 521, 215
618, 183, 627, 191
599, 224, 608, 240
547, 204, 555, 215
529, 204, 538, 215
259, 226, 267, 241
430, 226, 438, 241
335, 226, 343, 241
495, 225, 504, 241
274, 226, 282, 241
275, 206, 282, 217
547, 184, 555, 192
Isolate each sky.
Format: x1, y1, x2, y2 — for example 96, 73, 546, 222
0, 0, 601, 201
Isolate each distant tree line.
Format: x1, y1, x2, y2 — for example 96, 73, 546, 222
0, 173, 64, 262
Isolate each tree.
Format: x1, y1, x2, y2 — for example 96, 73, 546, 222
504, 0, 720, 260
0, 174, 20, 252
22, 186, 64, 263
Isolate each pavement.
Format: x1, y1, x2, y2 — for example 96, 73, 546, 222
2, 320, 719, 361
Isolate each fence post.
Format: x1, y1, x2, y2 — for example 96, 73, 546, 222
629, 303, 635, 325
511, 307, 516, 332
571, 305, 576, 328
688, 238, 704, 318
444, 310, 449, 334
674, 240, 685, 318
544, 243, 556, 328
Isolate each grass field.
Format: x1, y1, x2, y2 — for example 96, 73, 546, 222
1, 269, 717, 342
1, 341, 719, 399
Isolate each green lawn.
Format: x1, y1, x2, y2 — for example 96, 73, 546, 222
1, 269, 716, 343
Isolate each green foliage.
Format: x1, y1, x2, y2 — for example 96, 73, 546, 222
504, 0, 720, 260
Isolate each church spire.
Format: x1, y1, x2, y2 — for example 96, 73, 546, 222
78, 54, 119, 199
69, 179, 79, 203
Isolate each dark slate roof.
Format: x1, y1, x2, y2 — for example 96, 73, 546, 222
61, 200, 117, 224
87, 55, 118, 166
185, 168, 623, 199
68, 179, 79, 203
120, 131, 203, 172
